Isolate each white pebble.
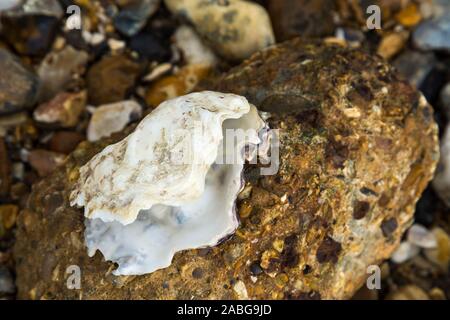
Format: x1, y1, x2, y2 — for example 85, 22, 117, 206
407, 224, 437, 249
391, 241, 420, 264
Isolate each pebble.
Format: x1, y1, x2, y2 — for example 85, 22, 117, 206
174, 25, 218, 67
377, 31, 409, 60
81, 30, 105, 46
0, 204, 18, 229
413, 12, 450, 52
335, 28, 365, 48
0, 138, 11, 198
395, 3, 422, 27
439, 83, 450, 119
28, 149, 66, 177
428, 287, 446, 300
114, 0, 160, 37
351, 285, 379, 300
419, 0, 450, 19
145, 64, 210, 107
87, 54, 142, 105
87, 100, 142, 141
37, 45, 89, 103
393, 50, 436, 88
12, 163, 24, 181
407, 224, 437, 249
48, 131, 85, 154
268, 0, 336, 41
424, 227, 450, 271
8, 0, 63, 18
10, 182, 28, 200
386, 285, 429, 300
249, 261, 263, 275
0, 48, 40, 115
232, 280, 248, 299
143, 63, 172, 82
0, 0, 63, 56
0, 0, 20, 11
107, 38, 126, 53
433, 124, 450, 206
0, 112, 28, 137
0, 266, 15, 295
164, 0, 274, 61
129, 32, 171, 62
238, 202, 252, 219
33, 91, 87, 127
391, 241, 420, 264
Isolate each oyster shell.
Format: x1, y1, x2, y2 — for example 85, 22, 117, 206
70, 91, 267, 275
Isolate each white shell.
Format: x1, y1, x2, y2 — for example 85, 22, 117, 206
70, 91, 267, 275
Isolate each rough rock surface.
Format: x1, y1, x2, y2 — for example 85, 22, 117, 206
14, 39, 439, 300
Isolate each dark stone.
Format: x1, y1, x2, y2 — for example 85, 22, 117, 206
249, 262, 263, 275
129, 32, 171, 62
0, 14, 59, 56
86, 54, 142, 105
353, 201, 370, 220
360, 187, 378, 196
302, 264, 312, 275
280, 234, 299, 268
316, 236, 342, 264
0, 265, 15, 294
114, 0, 159, 37
192, 267, 203, 279
393, 51, 436, 88
267, 0, 336, 41
381, 218, 398, 237
414, 186, 439, 227
0, 48, 40, 115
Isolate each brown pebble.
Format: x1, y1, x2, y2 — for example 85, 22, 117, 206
87, 54, 141, 105
377, 31, 409, 60
353, 201, 370, 219
33, 91, 87, 127
48, 131, 85, 154
28, 149, 66, 177
0, 204, 19, 229
268, 0, 336, 41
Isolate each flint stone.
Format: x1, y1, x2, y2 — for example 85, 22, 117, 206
0, 48, 40, 115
